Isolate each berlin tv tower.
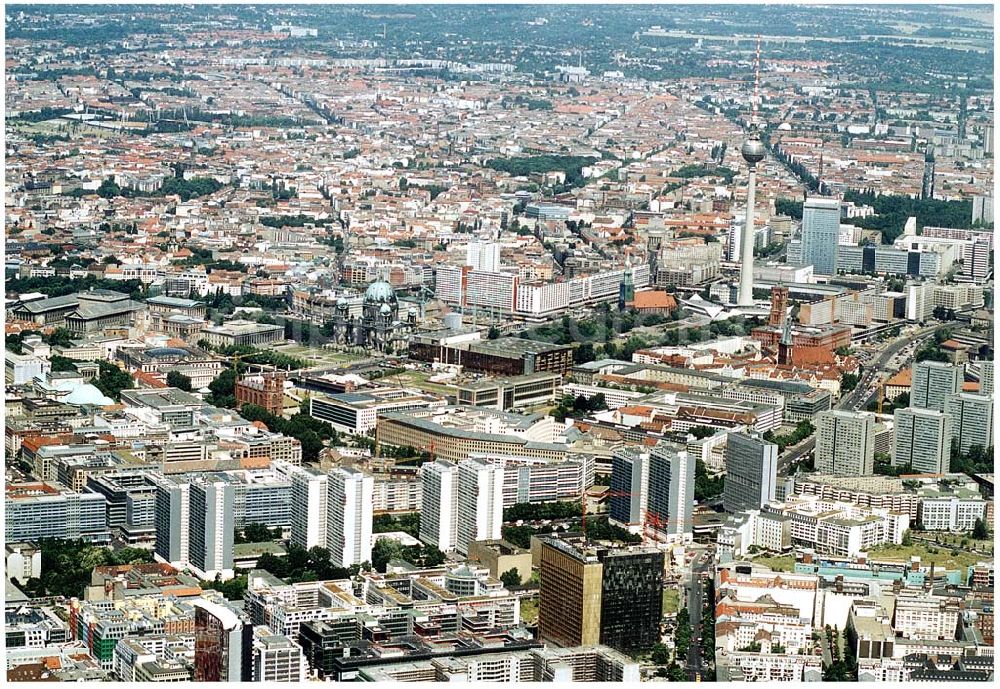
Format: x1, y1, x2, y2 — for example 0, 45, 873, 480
737, 36, 765, 307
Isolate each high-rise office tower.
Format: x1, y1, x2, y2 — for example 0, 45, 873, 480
538, 537, 604, 648
189, 480, 236, 580
153, 478, 189, 568
456, 457, 504, 555
815, 410, 875, 476
647, 443, 695, 542
288, 466, 328, 550
892, 407, 952, 474
911, 361, 963, 412
608, 448, 649, 530
193, 599, 251, 682
944, 392, 994, 455
466, 241, 500, 272
598, 549, 664, 652
538, 536, 663, 653
251, 627, 308, 682
154, 476, 234, 580
326, 467, 373, 568
419, 459, 459, 552
722, 432, 778, 513
800, 197, 841, 275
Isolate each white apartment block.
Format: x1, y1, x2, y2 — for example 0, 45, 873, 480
288, 466, 329, 550
815, 410, 875, 476
456, 458, 504, 555
892, 407, 952, 474
326, 468, 374, 568
717, 652, 823, 682
764, 497, 908, 558
918, 495, 987, 532
891, 591, 961, 641
466, 241, 500, 272
251, 629, 309, 682
419, 460, 459, 552
372, 477, 422, 513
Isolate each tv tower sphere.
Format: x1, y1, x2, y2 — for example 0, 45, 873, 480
741, 128, 766, 166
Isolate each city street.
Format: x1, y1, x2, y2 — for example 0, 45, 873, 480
686, 549, 713, 680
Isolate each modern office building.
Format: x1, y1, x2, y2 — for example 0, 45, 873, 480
466, 241, 501, 272
538, 536, 663, 653
980, 360, 994, 397
815, 410, 875, 476
892, 408, 952, 474
153, 475, 235, 580
309, 388, 445, 435
5, 482, 109, 544
288, 465, 329, 550
911, 361, 963, 412
193, 599, 251, 682
944, 392, 994, 455
189, 480, 236, 580
609, 443, 694, 542
647, 443, 695, 543
419, 460, 459, 552
723, 432, 779, 513
608, 448, 648, 529
598, 549, 665, 652
800, 197, 841, 275
250, 627, 308, 682
326, 467, 373, 568
455, 457, 504, 555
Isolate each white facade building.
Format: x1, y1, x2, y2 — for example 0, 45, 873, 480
326, 468, 374, 568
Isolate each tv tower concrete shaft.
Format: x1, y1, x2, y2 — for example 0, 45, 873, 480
737, 164, 758, 306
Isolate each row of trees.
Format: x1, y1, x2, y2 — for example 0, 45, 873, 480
763, 420, 816, 452
372, 513, 421, 538
550, 393, 608, 422
96, 176, 223, 202
5, 275, 145, 300
503, 500, 582, 523
843, 190, 975, 243
239, 402, 339, 463
485, 155, 598, 189
501, 516, 640, 550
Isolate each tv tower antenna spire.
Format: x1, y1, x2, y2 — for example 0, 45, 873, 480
751, 34, 761, 128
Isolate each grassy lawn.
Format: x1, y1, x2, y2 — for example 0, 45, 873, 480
273, 344, 367, 366
662, 588, 680, 615
520, 597, 539, 625
867, 543, 983, 572
751, 554, 795, 572
395, 371, 455, 395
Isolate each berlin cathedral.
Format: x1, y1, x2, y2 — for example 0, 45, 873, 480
329, 279, 416, 353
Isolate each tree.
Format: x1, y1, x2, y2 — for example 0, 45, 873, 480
93, 361, 134, 401
840, 372, 860, 393
166, 370, 192, 391
650, 643, 670, 665
240, 522, 278, 544
574, 342, 596, 364
371, 538, 404, 573
972, 517, 990, 540
43, 328, 75, 348
206, 368, 237, 408
488, 325, 500, 340
423, 546, 446, 567
500, 568, 522, 588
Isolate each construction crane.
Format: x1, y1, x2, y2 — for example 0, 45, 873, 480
581, 489, 664, 547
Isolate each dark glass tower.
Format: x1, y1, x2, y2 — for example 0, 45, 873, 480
599, 549, 665, 652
